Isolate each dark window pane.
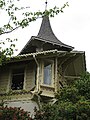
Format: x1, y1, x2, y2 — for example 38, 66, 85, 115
11, 68, 24, 90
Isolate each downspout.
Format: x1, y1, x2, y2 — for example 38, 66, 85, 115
33, 54, 42, 109
33, 54, 39, 92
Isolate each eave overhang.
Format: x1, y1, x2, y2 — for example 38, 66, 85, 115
32, 36, 74, 49
6, 49, 85, 63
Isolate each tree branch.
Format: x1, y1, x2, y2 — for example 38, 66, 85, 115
0, 26, 20, 35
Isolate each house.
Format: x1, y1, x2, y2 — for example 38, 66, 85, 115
0, 15, 86, 114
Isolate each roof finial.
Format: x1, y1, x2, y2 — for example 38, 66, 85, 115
45, 0, 48, 10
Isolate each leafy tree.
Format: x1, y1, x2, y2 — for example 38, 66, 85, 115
0, 0, 69, 65
34, 72, 90, 120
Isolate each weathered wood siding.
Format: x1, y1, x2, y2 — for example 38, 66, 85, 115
0, 68, 9, 93
25, 62, 36, 91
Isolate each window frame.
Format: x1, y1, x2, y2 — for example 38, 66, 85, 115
11, 67, 25, 91
42, 59, 54, 87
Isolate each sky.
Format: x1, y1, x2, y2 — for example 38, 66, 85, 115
0, 0, 90, 72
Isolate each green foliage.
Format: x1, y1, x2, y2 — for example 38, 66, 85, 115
34, 100, 90, 120
0, 0, 5, 8
0, 106, 33, 120
0, 38, 17, 65
75, 72, 90, 99
34, 72, 90, 120
0, 1, 69, 35
34, 104, 60, 120
76, 99, 90, 119
55, 86, 80, 103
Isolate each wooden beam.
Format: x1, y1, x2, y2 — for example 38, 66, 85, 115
55, 57, 58, 92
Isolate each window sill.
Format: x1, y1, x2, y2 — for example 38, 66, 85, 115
40, 84, 55, 97
41, 84, 54, 88
40, 84, 55, 91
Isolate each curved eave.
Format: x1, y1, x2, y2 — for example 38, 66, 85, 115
19, 36, 74, 55
19, 16, 74, 55
33, 36, 74, 50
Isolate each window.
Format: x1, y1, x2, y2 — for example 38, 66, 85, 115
44, 61, 52, 85
11, 68, 24, 90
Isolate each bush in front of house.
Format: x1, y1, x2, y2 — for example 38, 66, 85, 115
0, 106, 33, 120
0, 72, 90, 120
34, 72, 90, 120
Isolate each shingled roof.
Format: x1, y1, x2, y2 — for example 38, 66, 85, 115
37, 16, 73, 48
19, 16, 74, 55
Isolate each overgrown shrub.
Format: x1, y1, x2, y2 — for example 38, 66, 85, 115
0, 106, 33, 120
34, 72, 90, 120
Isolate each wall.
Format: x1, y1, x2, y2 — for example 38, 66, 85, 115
25, 62, 36, 91
4, 100, 39, 117
0, 67, 9, 93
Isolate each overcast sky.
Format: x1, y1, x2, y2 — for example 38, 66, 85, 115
1, 0, 90, 72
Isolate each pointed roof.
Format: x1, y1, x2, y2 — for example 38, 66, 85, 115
36, 16, 73, 49
19, 16, 74, 55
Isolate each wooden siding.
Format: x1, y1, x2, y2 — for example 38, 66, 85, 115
25, 63, 36, 91
0, 68, 9, 93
